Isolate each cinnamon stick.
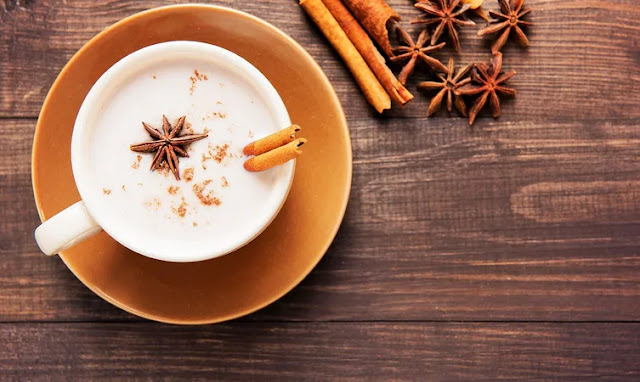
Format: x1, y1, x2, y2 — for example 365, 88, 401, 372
342, 0, 400, 58
321, 0, 413, 106
300, 0, 391, 113
243, 125, 301, 156
244, 139, 307, 172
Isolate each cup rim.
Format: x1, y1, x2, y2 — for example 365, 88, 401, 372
70, 40, 294, 262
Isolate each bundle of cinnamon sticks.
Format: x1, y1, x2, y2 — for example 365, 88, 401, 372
300, 0, 413, 113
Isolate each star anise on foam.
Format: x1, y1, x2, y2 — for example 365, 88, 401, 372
130, 115, 208, 180
412, 0, 476, 52
456, 52, 516, 125
417, 57, 472, 117
391, 28, 448, 85
477, 0, 533, 53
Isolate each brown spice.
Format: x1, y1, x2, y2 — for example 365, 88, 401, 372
103, 188, 111, 195
221, 176, 229, 188
456, 52, 516, 125
192, 222, 198, 227
189, 69, 209, 94
477, 0, 532, 53
167, 185, 180, 195
201, 143, 230, 166
203, 111, 228, 120
122, 185, 126, 191
144, 198, 162, 210
185, 122, 194, 134
212, 144, 229, 163
201, 153, 208, 170
183, 167, 194, 182
390, 28, 447, 85
412, 0, 476, 52
129, 115, 208, 180
171, 201, 188, 218
152, 75, 157, 79
157, 162, 170, 176
417, 57, 472, 117
244, 139, 306, 172
341, 0, 401, 57
192, 179, 222, 206
243, 125, 300, 156
131, 155, 142, 169
248, 130, 255, 138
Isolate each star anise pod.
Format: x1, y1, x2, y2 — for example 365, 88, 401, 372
130, 115, 208, 180
456, 52, 516, 125
477, 0, 533, 53
417, 57, 472, 117
412, 0, 476, 52
391, 28, 448, 85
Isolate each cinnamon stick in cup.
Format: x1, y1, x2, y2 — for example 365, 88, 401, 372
322, 0, 413, 106
300, 0, 391, 113
342, 0, 400, 58
243, 125, 301, 156
244, 138, 307, 172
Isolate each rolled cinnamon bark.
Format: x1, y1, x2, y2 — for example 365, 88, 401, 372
342, 0, 400, 58
244, 138, 307, 172
243, 125, 301, 156
322, 0, 413, 106
300, 0, 391, 113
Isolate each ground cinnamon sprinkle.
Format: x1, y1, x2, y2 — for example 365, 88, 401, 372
157, 162, 170, 177
184, 122, 194, 134
183, 167, 194, 182
152, 75, 157, 79
103, 188, 111, 195
122, 185, 126, 191
248, 130, 255, 138
171, 201, 188, 218
167, 185, 180, 195
192, 179, 222, 206
201, 143, 230, 168
201, 153, 209, 170
221, 176, 229, 188
189, 69, 209, 95
144, 198, 162, 210
131, 155, 142, 169
192, 222, 198, 227
212, 144, 229, 163
202, 111, 228, 120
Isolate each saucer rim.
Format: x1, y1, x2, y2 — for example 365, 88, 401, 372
31, 4, 352, 325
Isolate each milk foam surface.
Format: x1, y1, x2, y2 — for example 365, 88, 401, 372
82, 56, 289, 259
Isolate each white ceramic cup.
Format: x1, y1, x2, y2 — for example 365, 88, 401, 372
35, 41, 295, 262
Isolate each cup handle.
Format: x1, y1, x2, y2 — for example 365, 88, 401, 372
35, 201, 102, 256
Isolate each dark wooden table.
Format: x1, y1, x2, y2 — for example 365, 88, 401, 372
2, 0, 640, 380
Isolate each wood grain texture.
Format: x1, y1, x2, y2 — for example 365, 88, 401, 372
4, 117, 640, 322
2, 322, 640, 381
2, 0, 640, 378
1, 0, 640, 122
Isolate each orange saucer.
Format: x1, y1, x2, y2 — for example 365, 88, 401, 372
32, 5, 352, 324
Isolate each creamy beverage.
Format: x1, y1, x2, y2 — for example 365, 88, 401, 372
69, 43, 294, 261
